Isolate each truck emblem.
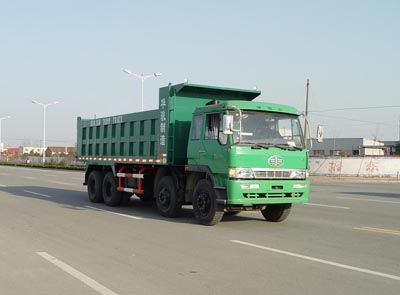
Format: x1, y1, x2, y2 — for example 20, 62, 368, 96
268, 155, 283, 167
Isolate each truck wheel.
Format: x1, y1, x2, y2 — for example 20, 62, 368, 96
155, 176, 182, 217
102, 172, 122, 206
193, 179, 224, 226
87, 171, 104, 203
261, 204, 292, 222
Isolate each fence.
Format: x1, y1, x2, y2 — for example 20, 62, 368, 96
310, 157, 400, 178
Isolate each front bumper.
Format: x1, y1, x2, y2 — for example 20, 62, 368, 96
226, 179, 310, 205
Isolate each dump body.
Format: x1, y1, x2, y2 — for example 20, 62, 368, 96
77, 83, 260, 165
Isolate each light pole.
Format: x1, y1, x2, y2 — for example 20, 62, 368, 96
0, 116, 11, 161
123, 69, 162, 111
32, 100, 59, 164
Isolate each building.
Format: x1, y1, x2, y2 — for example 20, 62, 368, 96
19, 146, 45, 155
381, 141, 400, 155
45, 146, 76, 156
4, 148, 19, 157
310, 138, 385, 157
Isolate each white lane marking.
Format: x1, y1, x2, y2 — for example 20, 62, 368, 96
0, 184, 7, 187
85, 206, 143, 220
337, 196, 400, 204
303, 202, 350, 210
37, 252, 118, 295
230, 240, 400, 282
49, 180, 81, 187
24, 190, 53, 198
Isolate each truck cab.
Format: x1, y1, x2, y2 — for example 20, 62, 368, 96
187, 100, 309, 224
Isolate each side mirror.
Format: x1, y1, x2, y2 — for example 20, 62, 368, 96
316, 125, 324, 143
222, 115, 234, 135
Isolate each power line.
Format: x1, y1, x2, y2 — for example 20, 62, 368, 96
311, 113, 398, 127
310, 105, 400, 113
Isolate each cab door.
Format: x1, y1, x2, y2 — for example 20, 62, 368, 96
200, 113, 228, 175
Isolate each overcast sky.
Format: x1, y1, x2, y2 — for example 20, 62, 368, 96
1, 0, 399, 147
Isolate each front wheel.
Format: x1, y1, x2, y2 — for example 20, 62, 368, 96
261, 204, 292, 222
193, 179, 224, 226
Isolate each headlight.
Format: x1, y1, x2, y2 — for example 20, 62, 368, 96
229, 168, 254, 179
289, 169, 307, 179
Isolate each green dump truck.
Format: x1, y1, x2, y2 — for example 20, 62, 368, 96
77, 83, 309, 225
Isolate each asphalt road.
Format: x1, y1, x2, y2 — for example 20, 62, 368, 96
0, 165, 399, 295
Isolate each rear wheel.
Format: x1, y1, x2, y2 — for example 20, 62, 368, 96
87, 171, 104, 203
155, 176, 182, 217
102, 172, 122, 206
261, 204, 292, 222
193, 179, 224, 226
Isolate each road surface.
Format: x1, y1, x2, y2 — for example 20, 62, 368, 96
0, 165, 399, 295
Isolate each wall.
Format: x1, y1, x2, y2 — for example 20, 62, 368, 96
310, 157, 400, 177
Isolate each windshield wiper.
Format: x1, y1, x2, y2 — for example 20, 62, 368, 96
235, 142, 303, 151
253, 143, 303, 151
239, 142, 271, 150
270, 144, 303, 151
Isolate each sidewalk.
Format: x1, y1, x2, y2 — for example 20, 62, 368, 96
310, 175, 400, 183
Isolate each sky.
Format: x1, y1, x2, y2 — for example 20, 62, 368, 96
0, 0, 399, 147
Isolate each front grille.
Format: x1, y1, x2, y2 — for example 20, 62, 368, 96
243, 192, 303, 199
253, 170, 292, 179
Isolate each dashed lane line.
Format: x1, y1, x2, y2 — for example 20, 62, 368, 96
85, 206, 143, 220
230, 240, 400, 282
49, 180, 82, 187
37, 252, 118, 295
303, 202, 350, 210
23, 190, 53, 198
337, 196, 400, 204
0, 184, 7, 187
354, 227, 400, 236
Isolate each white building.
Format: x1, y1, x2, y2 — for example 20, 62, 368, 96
19, 146, 45, 155
310, 138, 384, 157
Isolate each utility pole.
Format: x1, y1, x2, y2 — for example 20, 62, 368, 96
398, 115, 400, 142
304, 79, 310, 148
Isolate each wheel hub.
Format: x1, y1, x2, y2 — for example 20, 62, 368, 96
159, 188, 171, 208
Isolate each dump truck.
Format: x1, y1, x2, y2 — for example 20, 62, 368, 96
77, 82, 310, 225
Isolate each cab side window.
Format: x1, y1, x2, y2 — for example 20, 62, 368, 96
192, 115, 202, 140
205, 114, 219, 140
205, 113, 227, 145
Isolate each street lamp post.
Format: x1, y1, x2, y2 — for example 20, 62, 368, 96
0, 116, 11, 161
123, 69, 162, 111
32, 100, 59, 164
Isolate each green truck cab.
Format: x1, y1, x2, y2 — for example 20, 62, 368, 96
77, 83, 309, 225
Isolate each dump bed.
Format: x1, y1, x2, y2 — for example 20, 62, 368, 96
77, 83, 260, 165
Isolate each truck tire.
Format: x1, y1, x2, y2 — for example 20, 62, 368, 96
193, 179, 224, 226
155, 176, 182, 217
261, 204, 292, 222
102, 172, 122, 206
87, 171, 104, 203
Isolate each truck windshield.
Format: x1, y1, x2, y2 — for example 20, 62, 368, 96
231, 111, 304, 149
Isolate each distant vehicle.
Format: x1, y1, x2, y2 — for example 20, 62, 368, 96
77, 83, 309, 225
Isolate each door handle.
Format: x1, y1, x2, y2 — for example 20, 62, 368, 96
198, 150, 206, 153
